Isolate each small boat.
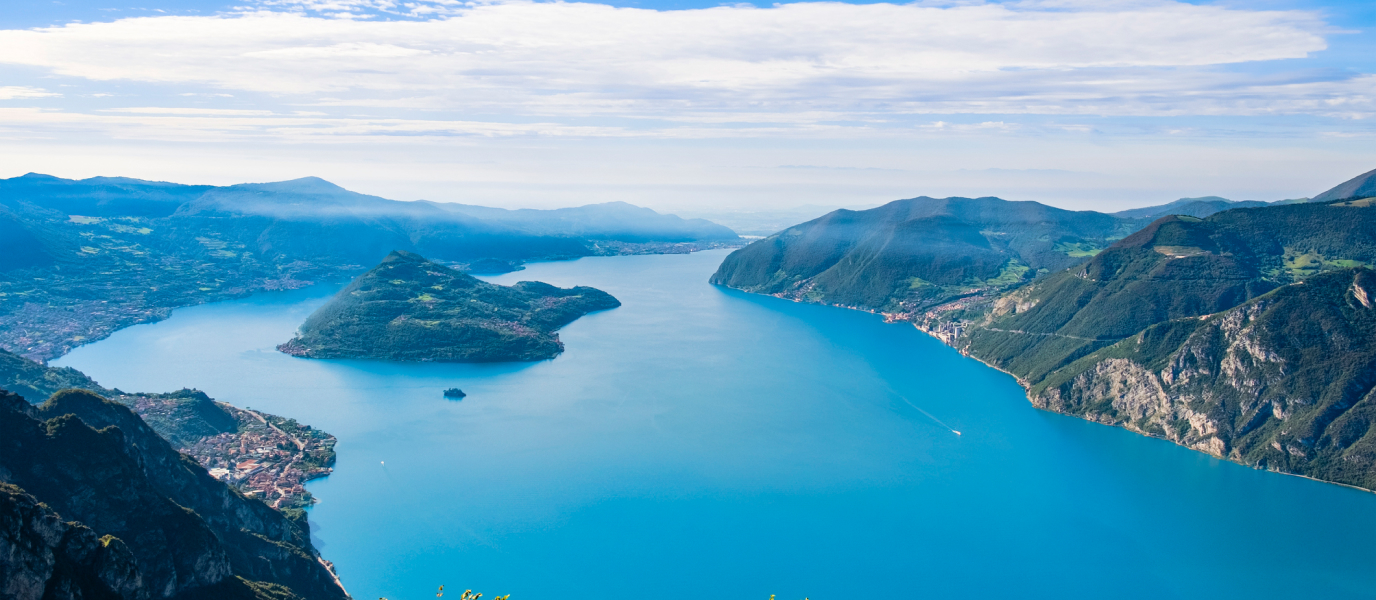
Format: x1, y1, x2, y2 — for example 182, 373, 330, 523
443, 388, 466, 399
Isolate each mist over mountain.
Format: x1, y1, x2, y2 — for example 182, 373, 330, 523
1111, 196, 1278, 220
0, 174, 737, 361
1312, 167, 1376, 203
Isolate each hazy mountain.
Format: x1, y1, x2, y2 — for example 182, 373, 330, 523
1312, 167, 1376, 203
671, 204, 882, 237
1112, 196, 1275, 220
0, 174, 736, 361
430, 200, 739, 242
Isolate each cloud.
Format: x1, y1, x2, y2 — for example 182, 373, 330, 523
0, 86, 60, 100
0, 0, 1349, 122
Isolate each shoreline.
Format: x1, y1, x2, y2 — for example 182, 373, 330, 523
734, 284, 1376, 496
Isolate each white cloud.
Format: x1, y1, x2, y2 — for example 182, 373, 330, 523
0, 86, 60, 100
103, 107, 278, 115
0, 0, 1348, 123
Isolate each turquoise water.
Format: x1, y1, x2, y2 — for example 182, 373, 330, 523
56, 250, 1376, 600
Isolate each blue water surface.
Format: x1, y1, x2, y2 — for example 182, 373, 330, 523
56, 250, 1376, 600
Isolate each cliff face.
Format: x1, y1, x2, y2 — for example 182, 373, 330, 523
1033, 268, 1376, 489
1, 483, 145, 600
0, 389, 348, 600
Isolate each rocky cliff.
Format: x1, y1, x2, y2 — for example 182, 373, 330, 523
0, 389, 348, 600
1031, 268, 1376, 489
714, 168, 1376, 491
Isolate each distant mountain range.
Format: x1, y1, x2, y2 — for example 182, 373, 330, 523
713, 167, 1376, 491
1, 173, 738, 271
0, 174, 737, 361
1110, 196, 1304, 220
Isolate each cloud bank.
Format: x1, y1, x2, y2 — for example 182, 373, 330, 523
0, 0, 1363, 134
0, 0, 1371, 211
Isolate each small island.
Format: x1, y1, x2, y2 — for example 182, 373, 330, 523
443, 388, 466, 398
277, 250, 620, 362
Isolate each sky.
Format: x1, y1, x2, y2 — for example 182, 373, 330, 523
1, 0, 1375, 212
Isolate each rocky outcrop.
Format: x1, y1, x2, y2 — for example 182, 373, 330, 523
1, 483, 145, 600
1031, 268, 1376, 490
0, 389, 349, 600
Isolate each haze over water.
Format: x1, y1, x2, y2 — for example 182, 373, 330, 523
57, 250, 1376, 600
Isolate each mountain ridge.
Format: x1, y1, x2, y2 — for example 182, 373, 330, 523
712, 167, 1376, 491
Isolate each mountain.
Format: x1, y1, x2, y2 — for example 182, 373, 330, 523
0, 388, 347, 600
710, 196, 1145, 313
1, 349, 336, 508
712, 172, 1376, 490
1033, 268, 1376, 490
278, 251, 620, 362
949, 202, 1376, 387
0, 174, 736, 361
1111, 196, 1275, 220
0, 348, 107, 402
1312, 167, 1376, 203
429, 201, 739, 242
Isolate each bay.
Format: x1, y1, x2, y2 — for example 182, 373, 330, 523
56, 250, 1376, 600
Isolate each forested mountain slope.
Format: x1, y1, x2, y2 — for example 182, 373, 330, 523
1033, 268, 1376, 490
713, 167, 1376, 490
279, 250, 620, 362
0, 173, 734, 361
710, 196, 1147, 312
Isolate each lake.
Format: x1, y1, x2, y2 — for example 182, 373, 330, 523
56, 250, 1376, 600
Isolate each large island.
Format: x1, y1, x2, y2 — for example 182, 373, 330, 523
278, 250, 620, 362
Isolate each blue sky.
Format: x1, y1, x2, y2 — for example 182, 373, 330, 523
1, 0, 1374, 212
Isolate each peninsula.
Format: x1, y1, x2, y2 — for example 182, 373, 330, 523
278, 250, 621, 362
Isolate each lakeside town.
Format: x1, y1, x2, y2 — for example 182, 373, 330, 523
188, 403, 337, 509
121, 392, 341, 510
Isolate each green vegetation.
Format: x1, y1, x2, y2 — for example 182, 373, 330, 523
1033, 268, 1376, 490
1279, 247, 1370, 279
716, 168, 1376, 490
1053, 241, 1103, 257
0, 347, 106, 402
711, 195, 1154, 314
0, 173, 737, 362
1, 388, 347, 600
279, 251, 621, 362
